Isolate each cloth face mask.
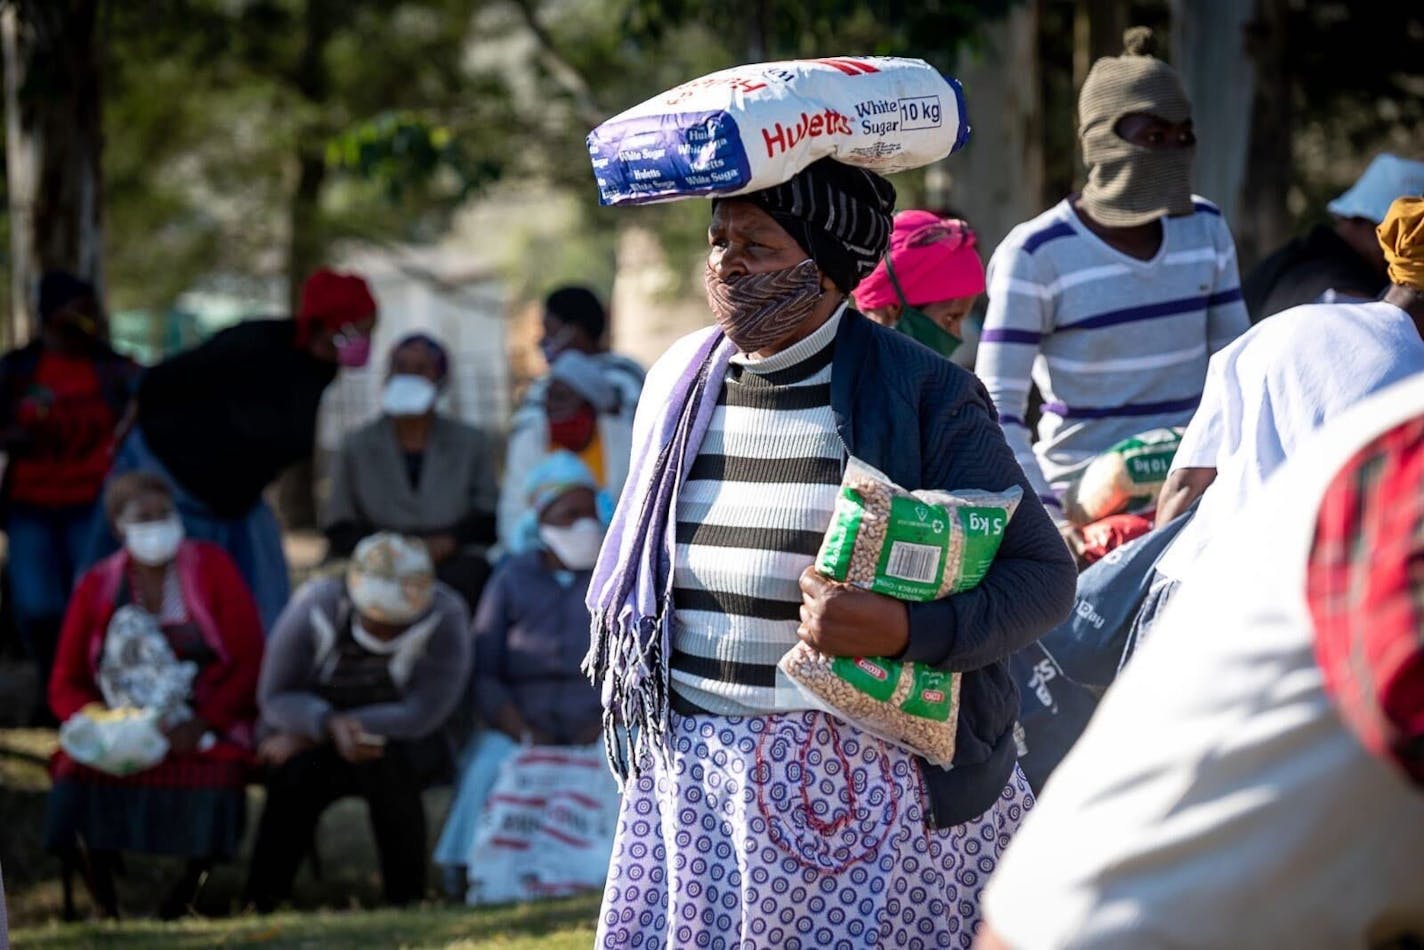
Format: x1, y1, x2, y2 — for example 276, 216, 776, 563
334, 328, 373, 368
883, 252, 959, 358
1079, 133, 1195, 228
895, 304, 960, 358
548, 405, 597, 451
704, 258, 824, 353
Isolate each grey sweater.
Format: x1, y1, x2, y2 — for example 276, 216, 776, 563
258, 577, 472, 742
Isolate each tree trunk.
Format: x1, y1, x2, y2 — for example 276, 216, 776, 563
285, 0, 334, 314
2, 0, 104, 348
287, 151, 326, 314
936, 1, 1044, 257
278, 154, 324, 534
1073, 0, 1127, 92
1235, 0, 1293, 271
745, 0, 768, 61
1170, 0, 1257, 228
275, 0, 336, 532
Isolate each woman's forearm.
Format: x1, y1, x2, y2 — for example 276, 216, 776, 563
1157, 466, 1216, 524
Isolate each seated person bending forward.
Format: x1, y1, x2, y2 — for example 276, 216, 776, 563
243, 532, 471, 910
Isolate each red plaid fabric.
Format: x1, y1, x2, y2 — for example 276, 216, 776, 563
1307, 415, 1424, 788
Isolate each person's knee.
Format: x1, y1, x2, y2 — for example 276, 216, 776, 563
356, 745, 424, 791
261, 746, 333, 797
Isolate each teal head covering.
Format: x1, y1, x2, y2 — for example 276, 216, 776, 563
513, 450, 613, 553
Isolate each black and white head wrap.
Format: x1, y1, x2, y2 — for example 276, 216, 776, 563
717, 158, 897, 294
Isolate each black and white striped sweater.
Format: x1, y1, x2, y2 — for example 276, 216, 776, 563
669, 307, 846, 715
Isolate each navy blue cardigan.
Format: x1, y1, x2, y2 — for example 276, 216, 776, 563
827, 310, 1076, 827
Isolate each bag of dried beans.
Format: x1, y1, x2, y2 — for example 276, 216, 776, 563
778, 458, 1021, 765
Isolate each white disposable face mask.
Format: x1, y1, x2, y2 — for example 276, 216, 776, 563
539, 518, 604, 571
382, 374, 439, 417
123, 514, 185, 566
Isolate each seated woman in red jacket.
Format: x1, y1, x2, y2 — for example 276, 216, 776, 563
47, 471, 264, 919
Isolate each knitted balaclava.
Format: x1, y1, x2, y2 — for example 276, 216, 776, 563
1078, 27, 1194, 227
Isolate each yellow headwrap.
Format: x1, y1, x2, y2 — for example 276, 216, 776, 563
1377, 195, 1424, 290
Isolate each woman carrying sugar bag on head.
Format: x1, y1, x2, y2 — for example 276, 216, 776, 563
585, 157, 1076, 948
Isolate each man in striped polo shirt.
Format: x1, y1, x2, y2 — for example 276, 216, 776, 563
978, 27, 1250, 546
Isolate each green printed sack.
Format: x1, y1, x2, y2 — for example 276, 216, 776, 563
778, 646, 963, 766
778, 459, 1021, 766
1062, 427, 1185, 526
815, 458, 1023, 601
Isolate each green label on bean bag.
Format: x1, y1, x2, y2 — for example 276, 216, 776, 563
898, 665, 955, 721
870, 495, 953, 601
953, 505, 1012, 593
1124, 448, 1176, 485
813, 457, 1023, 603
829, 655, 901, 702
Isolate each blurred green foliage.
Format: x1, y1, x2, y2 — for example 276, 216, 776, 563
100, 0, 519, 311
85, 0, 1422, 324
91, 0, 1000, 316
325, 113, 501, 203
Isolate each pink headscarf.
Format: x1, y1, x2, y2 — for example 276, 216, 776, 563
853, 210, 986, 311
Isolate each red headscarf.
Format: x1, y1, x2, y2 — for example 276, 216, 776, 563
296, 268, 377, 344
854, 210, 985, 311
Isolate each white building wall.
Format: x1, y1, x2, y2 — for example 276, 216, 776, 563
317, 249, 509, 455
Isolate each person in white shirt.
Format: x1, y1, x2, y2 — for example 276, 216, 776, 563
977, 374, 1424, 950
1143, 196, 1424, 630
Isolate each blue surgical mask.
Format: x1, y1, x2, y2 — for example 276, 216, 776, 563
381, 374, 438, 417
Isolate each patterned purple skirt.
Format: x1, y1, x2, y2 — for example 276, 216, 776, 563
597, 710, 1033, 949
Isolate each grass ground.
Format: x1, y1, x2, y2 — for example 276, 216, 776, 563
0, 725, 601, 948
11, 897, 600, 949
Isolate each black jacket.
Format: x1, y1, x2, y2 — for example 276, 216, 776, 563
1242, 225, 1385, 322
828, 310, 1076, 827
136, 319, 338, 517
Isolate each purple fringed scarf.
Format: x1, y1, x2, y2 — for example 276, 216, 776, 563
582, 328, 736, 786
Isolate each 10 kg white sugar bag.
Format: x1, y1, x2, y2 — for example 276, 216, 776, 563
588, 57, 967, 206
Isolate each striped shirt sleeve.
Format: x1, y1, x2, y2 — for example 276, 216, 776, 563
979, 235, 1062, 518
1205, 215, 1250, 353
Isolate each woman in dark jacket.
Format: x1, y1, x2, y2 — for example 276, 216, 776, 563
585, 159, 1076, 948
